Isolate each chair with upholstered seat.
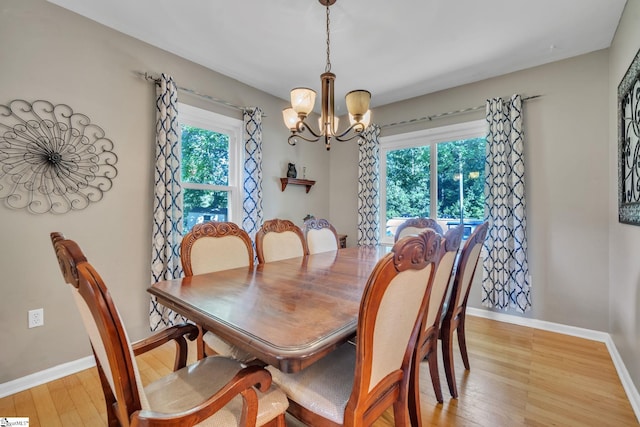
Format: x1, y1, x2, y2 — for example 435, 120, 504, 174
303, 218, 340, 254
440, 221, 489, 399
408, 224, 464, 424
267, 230, 442, 426
394, 217, 444, 242
255, 219, 308, 264
50, 232, 288, 427
181, 221, 256, 362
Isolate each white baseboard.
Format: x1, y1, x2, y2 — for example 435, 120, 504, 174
0, 356, 95, 399
468, 307, 640, 423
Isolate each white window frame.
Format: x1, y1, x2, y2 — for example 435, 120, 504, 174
379, 119, 486, 244
178, 103, 243, 225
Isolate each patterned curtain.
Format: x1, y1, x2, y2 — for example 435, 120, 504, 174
242, 108, 263, 244
482, 94, 531, 313
357, 124, 381, 246
149, 74, 187, 330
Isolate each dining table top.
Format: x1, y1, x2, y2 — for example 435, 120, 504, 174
148, 245, 391, 373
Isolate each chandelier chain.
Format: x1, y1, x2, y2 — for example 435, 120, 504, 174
325, 3, 331, 73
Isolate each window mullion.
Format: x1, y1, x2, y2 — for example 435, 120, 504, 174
430, 142, 438, 219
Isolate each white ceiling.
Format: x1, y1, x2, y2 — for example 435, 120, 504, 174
47, 0, 626, 113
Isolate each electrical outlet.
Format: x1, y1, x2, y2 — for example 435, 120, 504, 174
28, 308, 44, 328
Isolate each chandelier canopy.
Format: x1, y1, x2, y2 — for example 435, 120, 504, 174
282, 0, 371, 151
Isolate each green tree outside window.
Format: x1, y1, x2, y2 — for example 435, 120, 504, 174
181, 125, 230, 232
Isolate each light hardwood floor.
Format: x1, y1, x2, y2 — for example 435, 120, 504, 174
1, 316, 637, 426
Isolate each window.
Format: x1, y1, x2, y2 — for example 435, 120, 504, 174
380, 120, 486, 244
179, 103, 243, 233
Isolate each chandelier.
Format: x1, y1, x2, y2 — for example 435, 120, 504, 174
282, 0, 371, 151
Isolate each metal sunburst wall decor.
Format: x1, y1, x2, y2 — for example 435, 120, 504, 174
0, 99, 118, 214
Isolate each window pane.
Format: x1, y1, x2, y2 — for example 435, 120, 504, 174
436, 138, 486, 236
181, 125, 229, 186
385, 146, 430, 237
183, 188, 229, 233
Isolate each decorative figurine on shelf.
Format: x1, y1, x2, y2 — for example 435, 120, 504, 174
287, 163, 297, 178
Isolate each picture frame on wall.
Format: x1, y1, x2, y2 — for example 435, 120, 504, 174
618, 48, 640, 225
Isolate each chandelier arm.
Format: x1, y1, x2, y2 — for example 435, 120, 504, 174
288, 116, 324, 144
332, 122, 366, 142
295, 117, 324, 138
288, 132, 321, 144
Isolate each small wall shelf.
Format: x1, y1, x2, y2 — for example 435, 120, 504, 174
280, 177, 316, 193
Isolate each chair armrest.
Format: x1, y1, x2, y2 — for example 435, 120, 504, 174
132, 323, 199, 371
130, 365, 273, 427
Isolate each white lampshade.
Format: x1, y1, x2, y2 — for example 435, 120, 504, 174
345, 90, 371, 117
291, 88, 316, 116
349, 110, 371, 128
283, 108, 299, 130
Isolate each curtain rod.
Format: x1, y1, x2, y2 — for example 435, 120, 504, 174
380, 94, 541, 129
135, 71, 266, 116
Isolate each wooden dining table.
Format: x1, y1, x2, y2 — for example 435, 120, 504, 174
148, 245, 391, 373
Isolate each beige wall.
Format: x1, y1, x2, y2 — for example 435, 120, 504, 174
0, 0, 331, 383
331, 50, 611, 331
609, 0, 640, 393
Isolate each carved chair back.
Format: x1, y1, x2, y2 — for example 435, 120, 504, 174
303, 218, 339, 254
255, 219, 307, 264
395, 217, 444, 242
181, 221, 254, 276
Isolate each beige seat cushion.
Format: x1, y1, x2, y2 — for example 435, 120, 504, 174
202, 331, 256, 363
267, 343, 355, 425
144, 356, 289, 427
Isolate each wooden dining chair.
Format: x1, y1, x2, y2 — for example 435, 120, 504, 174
255, 218, 308, 264
408, 225, 464, 424
181, 221, 256, 362
267, 230, 442, 427
50, 232, 288, 427
440, 221, 489, 398
303, 218, 340, 254
394, 217, 444, 242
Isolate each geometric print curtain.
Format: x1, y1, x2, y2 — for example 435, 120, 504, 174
357, 124, 381, 246
242, 107, 263, 243
149, 73, 187, 331
481, 94, 531, 313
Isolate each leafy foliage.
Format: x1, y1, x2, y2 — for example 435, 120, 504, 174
437, 138, 486, 219
181, 125, 229, 185
180, 125, 230, 231
385, 138, 485, 221
385, 146, 430, 218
